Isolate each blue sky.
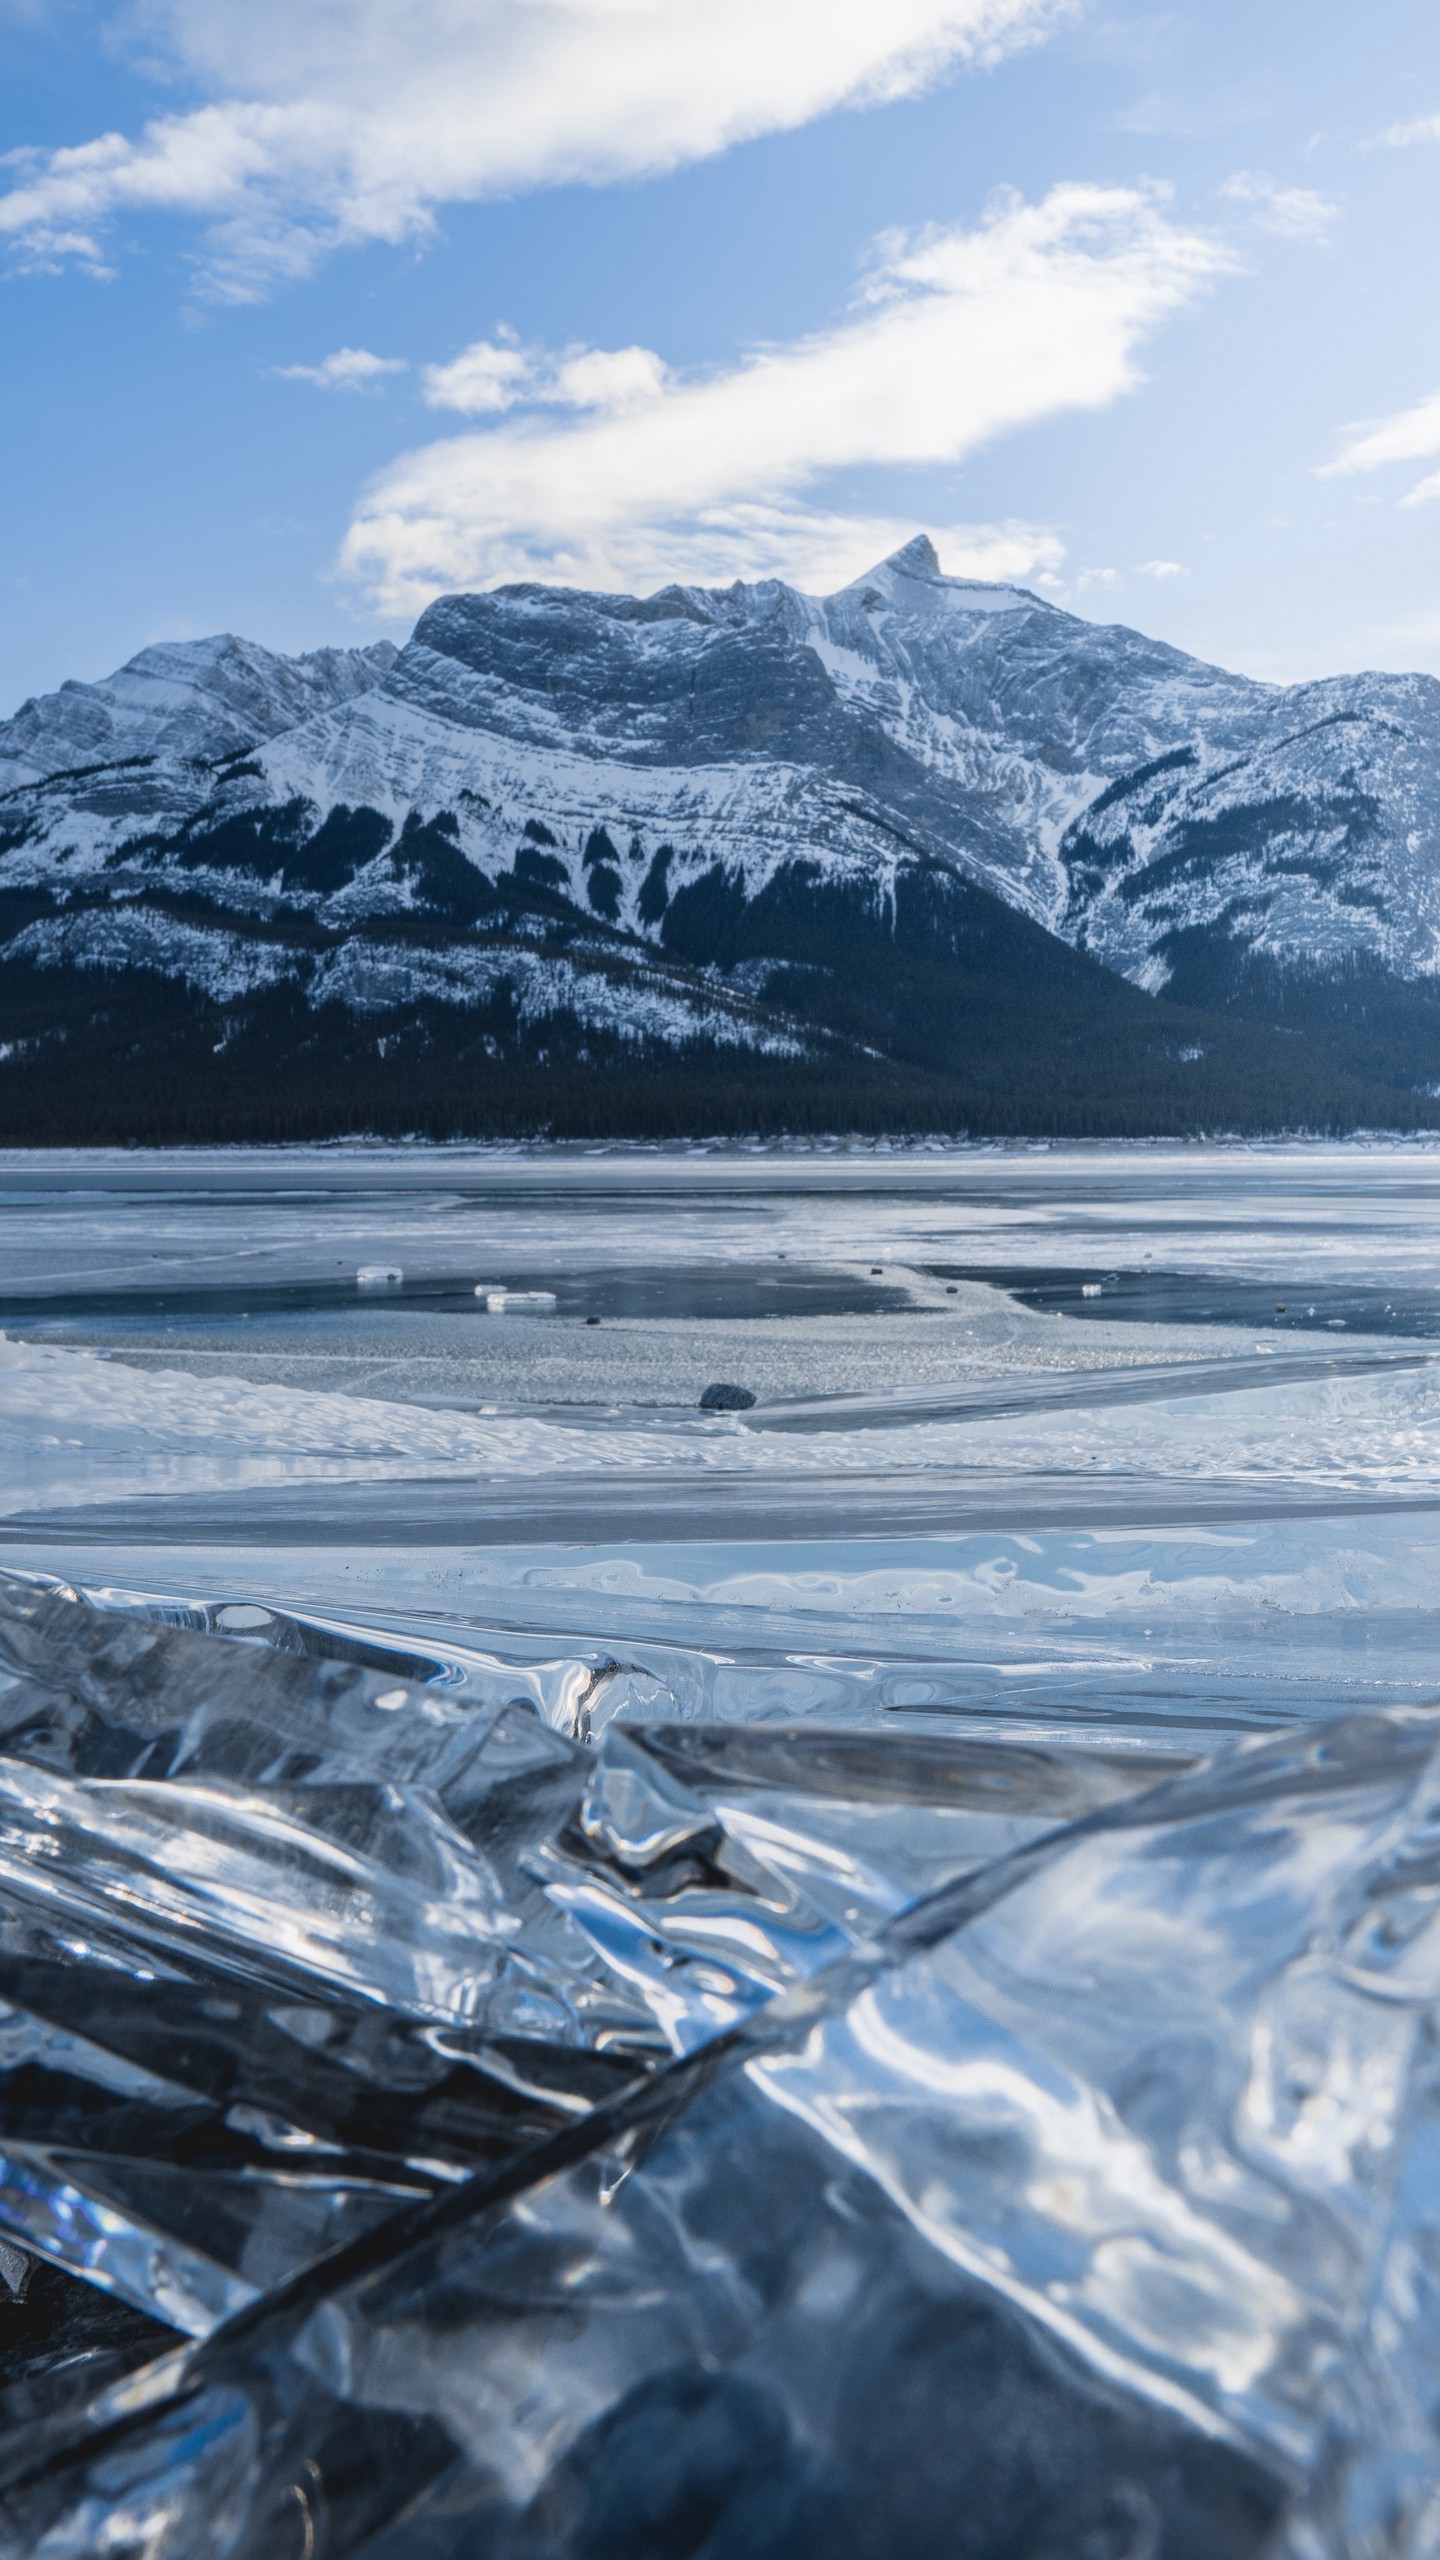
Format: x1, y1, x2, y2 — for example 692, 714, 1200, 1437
2, 0, 1438, 710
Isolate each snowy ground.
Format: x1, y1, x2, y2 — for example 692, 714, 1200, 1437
3, 1319, 1438, 1508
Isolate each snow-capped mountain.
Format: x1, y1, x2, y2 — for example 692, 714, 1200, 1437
0, 635, 397, 796
1059, 689, 1440, 998
4, 537, 1440, 1139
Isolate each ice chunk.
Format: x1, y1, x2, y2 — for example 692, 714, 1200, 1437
0, 2143, 419, 2338
0, 1575, 1162, 2356
480, 1289, 557, 1313
8, 1700, 1440, 2553
355, 1265, 403, 1287
576, 1727, 721, 1877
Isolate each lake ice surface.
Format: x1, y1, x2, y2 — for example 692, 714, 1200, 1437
0, 1143, 1438, 2555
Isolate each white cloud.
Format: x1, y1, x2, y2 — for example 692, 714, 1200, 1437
340, 183, 1230, 615
1377, 112, 1440, 148
419, 335, 532, 416
1220, 172, 1337, 241
3, 221, 115, 279
1322, 386, 1440, 474
273, 345, 406, 390
1320, 386, 1440, 506
0, 0, 1067, 296
1136, 558, 1187, 578
422, 335, 669, 417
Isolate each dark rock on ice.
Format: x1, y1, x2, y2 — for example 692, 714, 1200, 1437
699, 1381, 757, 1411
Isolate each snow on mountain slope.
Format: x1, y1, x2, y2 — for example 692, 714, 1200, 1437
0, 634, 397, 794
242, 535, 1257, 931
10, 535, 1439, 989
5, 537, 1440, 1133
8, 900, 805, 1050
1060, 676, 1440, 993
10, 907, 306, 1004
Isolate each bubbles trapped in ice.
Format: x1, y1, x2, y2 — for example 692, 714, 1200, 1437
0, 1568, 1433, 2555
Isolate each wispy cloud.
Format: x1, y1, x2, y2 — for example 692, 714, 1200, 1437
1376, 110, 1440, 147
339, 183, 1231, 616
1220, 171, 1338, 240
0, 0, 1069, 297
1114, 86, 1272, 140
1136, 558, 1187, 578
1320, 385, 1440, 505
273, 346, 406, 391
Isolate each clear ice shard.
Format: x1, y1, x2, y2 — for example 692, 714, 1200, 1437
0, 1571, 1436, 2553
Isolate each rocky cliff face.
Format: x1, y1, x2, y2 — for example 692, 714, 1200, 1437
3, 539, 1439, 1140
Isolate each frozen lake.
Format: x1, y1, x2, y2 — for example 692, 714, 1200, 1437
5, 1139, 1440, 1748
3, 1143, 1440, 2554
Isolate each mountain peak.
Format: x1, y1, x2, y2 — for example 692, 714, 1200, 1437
832, 534, 1041, 619
880, 533, 942, 579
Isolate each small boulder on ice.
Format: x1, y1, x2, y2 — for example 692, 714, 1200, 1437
699, 1381, 756, 1412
